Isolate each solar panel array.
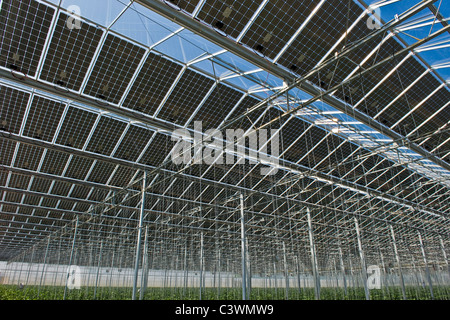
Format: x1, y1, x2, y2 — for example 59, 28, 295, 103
0, 0, 449, 289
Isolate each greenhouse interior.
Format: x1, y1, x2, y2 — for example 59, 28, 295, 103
0, 0, 449, 301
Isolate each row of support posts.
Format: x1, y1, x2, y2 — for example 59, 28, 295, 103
44, 178, 447, 301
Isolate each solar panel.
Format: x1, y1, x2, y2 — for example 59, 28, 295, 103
13, 143, 44, 171
58, 199, 76, 211
113, 125, 155, 162
3, 191, 22, 204
0, 170, 8, 186
122, 53, 183, 115
86, 160, 116, 184
50, 180, 72, 197
222, 95, 263, 131
83, 33, 146, 104
0, 85, 31, 134
138, 132, 175, 167
240, 0, 317, 60
29, 176, 52, 193
0, 0, 54, 77
109, 166, 137, 188
156, 68, 215, 125
88, 187, 110, 202
23, 194, 41, 206
41, 196, 58, 209
39, 149, 71, 176
85, 116, 128, 156
22, 95, 66, 142
0, 140, 16, 166
8, 173, 31, 190
70, 184, 92, 200
40, 12, 104, 91
385, 72, 442, 128
55, 106, 98, 149
196, 0, 264, 39
277, 0, 361, 77
64, 155, 94, 180
189, 83, 245, 129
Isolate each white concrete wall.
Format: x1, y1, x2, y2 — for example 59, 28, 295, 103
1, 261, 449, 288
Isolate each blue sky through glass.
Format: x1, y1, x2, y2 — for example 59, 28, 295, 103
365, 0, 450, 81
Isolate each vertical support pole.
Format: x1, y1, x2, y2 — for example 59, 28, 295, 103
349, 256, 355, 289
140, 226, 149, 300
200, 232, 204, 300
183, 243, 188, 297
338, 245, 347, 296
38, 235, 51, 298
354, 217, 370, 300
240, 193, 247, 300
246, 238, 251, 299
217, 248, 221, 298
333, 258, 339, 291
25, 246, 36, 287
282, 241, 289, 300
109, 250, 115, 288
132, 171, 147, 300
63, 216, 79, 300
418, 231, 434, 299
390, 226, 406, 300
93, 239, 104, 300
439, 236, 450, 280
273, 260, 277, 293
306, 208, 320, 300
378, 248, 387, 290
294, 256, 301, 294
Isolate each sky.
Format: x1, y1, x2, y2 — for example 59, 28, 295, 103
366, 0, 450, 82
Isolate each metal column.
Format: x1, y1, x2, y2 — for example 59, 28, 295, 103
140, 226, 149, 300
390, 225, 407, 300
240, 193, 247, 300
282, 241, 289, 300
294, 255, 302, 294
338, 245, 347, 296
183, 242, 188, 297
439, 236, 450, 280
38, 236, 51, 298
63, 216, 79, 300
93, 239, 104, 300
200, 232, 204, 300
354, 217, 370, 300
306, 208, 320, 300
418, 231, 434, 299
217, 248, 221, 298
132, 171, 147, 300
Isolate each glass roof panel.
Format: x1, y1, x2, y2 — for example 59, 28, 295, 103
59, 0, 129, 27
110, 2, 181, 46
